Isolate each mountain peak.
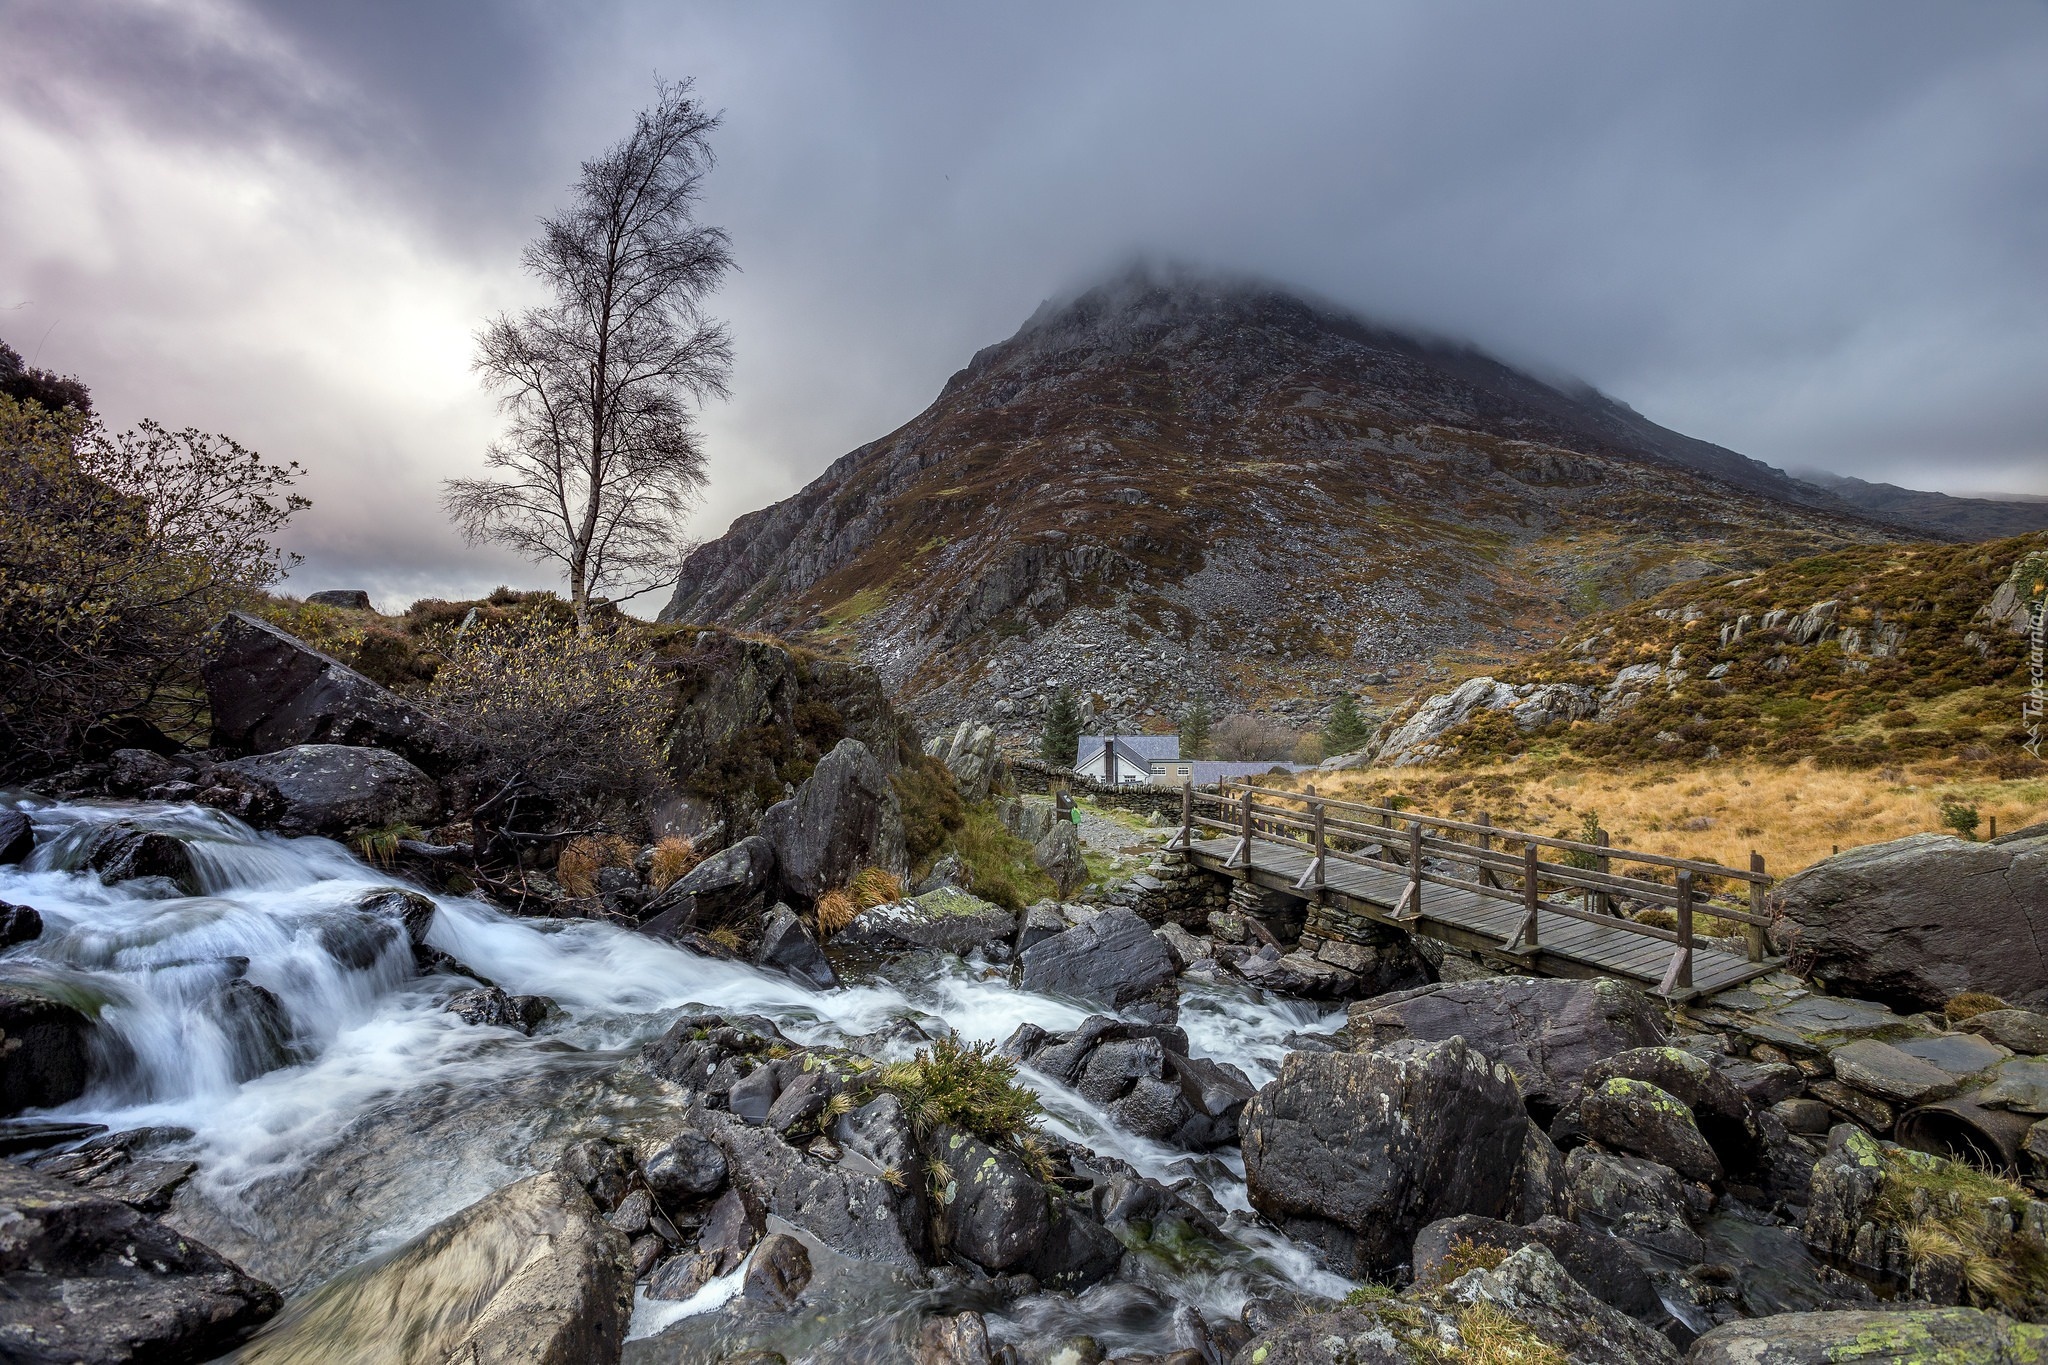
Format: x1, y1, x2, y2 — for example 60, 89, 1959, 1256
664, 276, 1904, 735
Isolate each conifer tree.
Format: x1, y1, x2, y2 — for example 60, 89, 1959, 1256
1322, 693, 1373, 756
1179, 696, 1213, 760
1040, 687, 1082, 766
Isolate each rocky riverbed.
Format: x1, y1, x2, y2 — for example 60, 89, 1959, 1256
7, 793, 2048, 1364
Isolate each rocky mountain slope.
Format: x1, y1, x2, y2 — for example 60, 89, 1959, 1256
663, 266, 1906, 735
1794, 470, 2048, 542
1357, 531, 2048, 773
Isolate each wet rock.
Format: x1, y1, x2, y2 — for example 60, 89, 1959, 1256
0, 898, 42, 946
916, 1311, 995, 1365
1438, 1243, 1681, 1365
648, 1187, 759, 1300
1508, 1120, 1567, 1223
743, 1231, 813, 1309
1688, 1306, 2048, 1363
758, 738, 907, 901
0, 979, 94, 1116
1563, 1146, 1706, 1262
1005, 1015, 1253, 1149
930, 1127, 1121, 1289
1961, 1009, 2048, 1056
1583, 1045, 1764, 1174
1154, 922, 1207, 971
699, 1106, 924, 1268
1412, 1213, 1661, 1319
833, 1093, 929, 1253
764, 1068, 834, 1135
833, 885, 1015, 957
641, 1129, 729, 1204
1773, 829, 2048, 1013
638, 835, 775, 938
0, 1161, 280, 1364
0, 807, 33, 864
1241, 1038, 1529, 1278
1579, 1077, 1723, 1184
212, 743, 438, 837
445, 985, 551, 1034
1347, 976, 1664, 1120
356, 887, 437, 946
755, 904, 837, 990
1773, 1097, 1835, 1136
31, 1130, 199, 1216
607, 1187, 654, 1236
561, 1137, 636, 1208
202, 611, 474, 774
84, 823, 201, 894
1828, 1038, 1962, 1105
214, 975, 297, 1081
1015, 901, 1066, 956
229, 1169, 631, 1365
1228, 1306, 1409, 1364
1016, 908, 1178, 1024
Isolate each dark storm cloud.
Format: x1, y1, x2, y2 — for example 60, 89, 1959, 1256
3, 1, 2043, 606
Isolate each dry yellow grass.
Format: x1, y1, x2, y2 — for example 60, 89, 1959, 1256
850, 866, 906, 909
816, 889, 861, 937
648, 836, 700, 892
1300, 759, 2048, 877
555, 833, 637, 899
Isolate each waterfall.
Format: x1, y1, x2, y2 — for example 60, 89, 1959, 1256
1, 795, 1351, 1352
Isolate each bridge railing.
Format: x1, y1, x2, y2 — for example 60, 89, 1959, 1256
1174, 781, 1776, 992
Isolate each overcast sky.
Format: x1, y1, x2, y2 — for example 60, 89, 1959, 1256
3, 1, 2044, 610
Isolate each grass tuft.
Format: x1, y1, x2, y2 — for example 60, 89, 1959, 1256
816, 889, 861, 937
648, 836, 700, 892
1945, 991, 2010, 1025
850, 866, 905, 909
864, 1035, 1042, 1147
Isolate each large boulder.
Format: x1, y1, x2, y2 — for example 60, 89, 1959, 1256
83, 822, 201, 894
695, 1105, 925, 1268
201, 611, 473, 773
1773, 829, 2048, 1012
1004, 1015, 1255, 1149
1689, 1307, 2048, 1363
0, 807, 34, 864
1015, 908, 1178, 1024
1348, 976, 1665, 1120
1241, 1038, 1530, 1278
755, 904, 838, 990
0, 1161, 280, 1364
1411, 1213, 1661, 1319
832, 885, 1015, 957
1581, 1046, 1765, 1175
638, 834, 775, 939
213, 744, 438, 837
1577, 1077, 1722, 1184
759, 739, 907, 902
0, 979, 95, 1116
929, 1127, 1121, 1289
1438, 1243, 1681, 1364
926, 721, 1004, 803
228, 1170, 630, 1365
1031, 821, 1089, 899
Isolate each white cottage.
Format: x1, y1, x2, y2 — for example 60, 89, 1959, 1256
1073, 734, 1181, 786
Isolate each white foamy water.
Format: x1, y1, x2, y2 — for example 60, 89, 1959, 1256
2, 796, 1350, 1346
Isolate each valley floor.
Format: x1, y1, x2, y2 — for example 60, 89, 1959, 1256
1289, 758, 2048, 877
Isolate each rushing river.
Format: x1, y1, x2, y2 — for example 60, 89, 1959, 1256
1, 797, 1351, 1359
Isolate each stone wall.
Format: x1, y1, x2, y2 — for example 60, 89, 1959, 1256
1009, 757, 1189, 822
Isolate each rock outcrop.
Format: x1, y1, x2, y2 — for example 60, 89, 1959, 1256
1347, 976, 1665, 1120
202, 612, 472, 774
228, 1170, 631, 1365
213, 744, 438, 837
0, 979, 96, 1116
758, 739, 907, 903
1689, 1308, 2048, 1363
1015, 908, 1178, 1024
0, 1161, 280, 1364
1774, 828, 2048, 1012
1241, 1038, 1530, 1278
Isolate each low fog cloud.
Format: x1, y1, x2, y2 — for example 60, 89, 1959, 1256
3, 0, 2044, 606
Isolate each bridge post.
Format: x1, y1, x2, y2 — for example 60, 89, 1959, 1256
1295, 800, 1327, 894
1746, 852, 1768, 962
1521, 841, 1539, 949
1393, 819, 1422, 920
1594, 828, 1613, 916
1475, 812, 1498, 888
1660, 871, 1695, 995
1225, 787, 1254, 870
1172, 779, 1192, 852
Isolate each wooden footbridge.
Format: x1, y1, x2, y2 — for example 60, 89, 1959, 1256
1172, 783, 1781, 1003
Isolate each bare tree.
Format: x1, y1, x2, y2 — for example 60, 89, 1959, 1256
445, 80, 734, 634
1212, 714, 1300, 762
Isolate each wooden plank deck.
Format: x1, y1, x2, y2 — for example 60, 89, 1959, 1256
1187, 834, 1778, 1002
